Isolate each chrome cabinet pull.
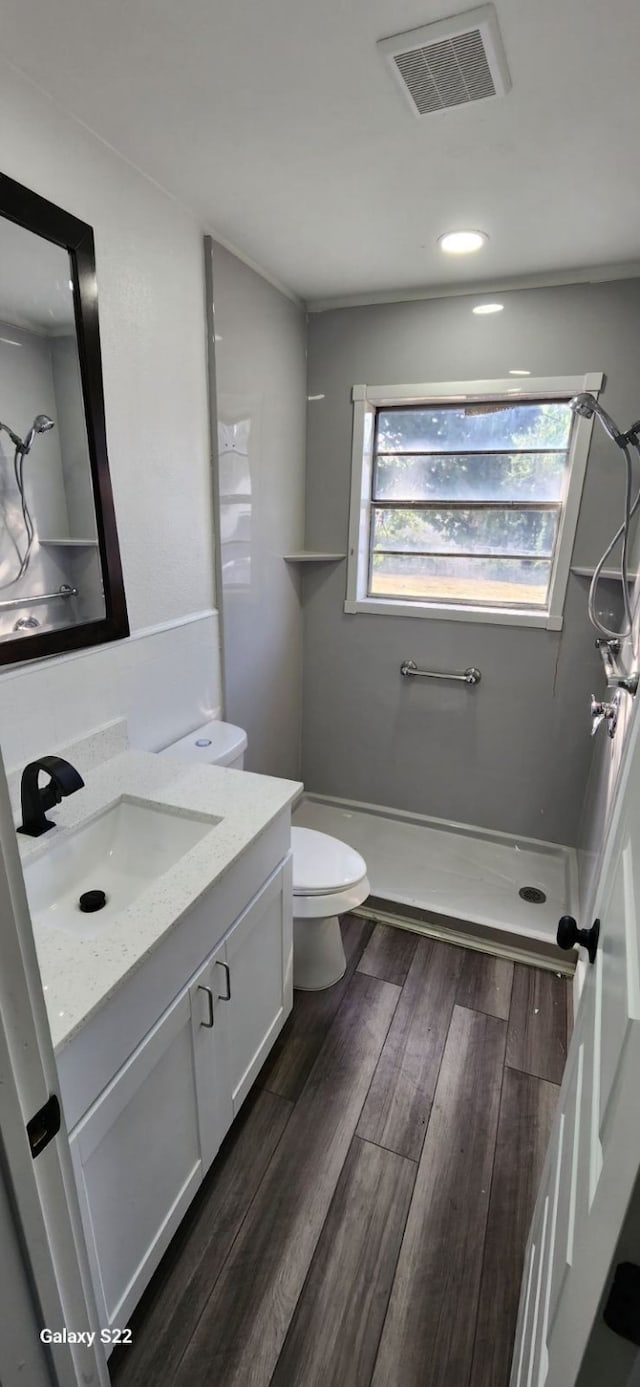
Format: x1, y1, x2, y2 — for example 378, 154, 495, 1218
198, 984, 214, 1028
217, 961, 231, 1001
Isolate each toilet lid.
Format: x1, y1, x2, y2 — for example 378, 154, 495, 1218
291, 826, 367, 896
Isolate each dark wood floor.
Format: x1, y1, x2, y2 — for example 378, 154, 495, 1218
111, 918, 569, 1387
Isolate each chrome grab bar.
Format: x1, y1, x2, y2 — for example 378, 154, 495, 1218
595, 638, 639, 696
400, 659, 481, 686
0, 584, 78, 614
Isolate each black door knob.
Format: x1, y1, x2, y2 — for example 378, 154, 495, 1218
557, 915, 600, 964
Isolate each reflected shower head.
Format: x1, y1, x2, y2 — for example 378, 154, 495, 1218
21, 414, 55, 455
569, 392, 623, 444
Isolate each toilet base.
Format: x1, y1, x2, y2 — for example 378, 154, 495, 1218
293, 913, 347, 991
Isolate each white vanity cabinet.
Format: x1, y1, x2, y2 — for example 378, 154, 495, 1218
216, 854, 293, 1114
67, 854, 293, 1337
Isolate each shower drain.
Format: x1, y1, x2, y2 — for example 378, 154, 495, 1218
519, 886, 547, 905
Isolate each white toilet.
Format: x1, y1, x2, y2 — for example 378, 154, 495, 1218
160, 719, 370, 990
290, 826, 369, 989
161, 718, 248, 770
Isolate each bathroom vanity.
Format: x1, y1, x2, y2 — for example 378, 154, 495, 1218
16, 750, 300, 1342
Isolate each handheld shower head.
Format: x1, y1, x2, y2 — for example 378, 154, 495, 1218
21, 414, 55, 455
569, 393, 623, 445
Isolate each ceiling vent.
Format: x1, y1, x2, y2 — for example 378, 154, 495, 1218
378, 5, 511, 117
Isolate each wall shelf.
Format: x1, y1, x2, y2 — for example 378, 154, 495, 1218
283, 552, 346, 563
571, 565, 638, 582
39, 538, 99, 548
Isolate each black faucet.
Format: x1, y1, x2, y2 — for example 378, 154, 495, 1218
18, 756, 85, 837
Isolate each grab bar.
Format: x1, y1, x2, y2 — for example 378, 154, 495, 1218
400, 659, 481, 686
595, 638, 639, 695
0, 584, 78, 614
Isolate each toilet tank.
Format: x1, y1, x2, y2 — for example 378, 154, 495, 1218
160, 720, 248, 770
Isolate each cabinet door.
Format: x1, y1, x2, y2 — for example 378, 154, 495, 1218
220, 855, 293, 1115
69, 958, 223, 1336
190, 939, 234, 1175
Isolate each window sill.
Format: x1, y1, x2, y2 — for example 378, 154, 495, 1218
343, 597, 563, 630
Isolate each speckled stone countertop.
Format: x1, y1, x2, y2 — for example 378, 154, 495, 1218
16, 751, 302, 1052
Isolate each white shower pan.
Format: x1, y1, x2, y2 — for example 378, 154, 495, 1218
293, 794, 576, 955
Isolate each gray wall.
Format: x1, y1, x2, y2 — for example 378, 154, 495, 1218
302, 280, 640, 846
50, 334, 96, 539
50, 334, 103, 626
211, 242, 308, 781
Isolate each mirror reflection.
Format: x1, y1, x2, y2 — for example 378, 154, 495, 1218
0, 216, 104, 643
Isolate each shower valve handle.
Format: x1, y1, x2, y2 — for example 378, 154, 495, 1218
557, 915, 600, 965
591, 694, 619, 739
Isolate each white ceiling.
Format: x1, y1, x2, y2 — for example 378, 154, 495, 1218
2, 0, 640, 304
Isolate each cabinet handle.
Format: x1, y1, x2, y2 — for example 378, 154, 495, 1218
198, 985, 215, 1028
217, 961, 231, 1001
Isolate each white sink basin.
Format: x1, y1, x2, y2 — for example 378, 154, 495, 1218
24, 796, 219, 937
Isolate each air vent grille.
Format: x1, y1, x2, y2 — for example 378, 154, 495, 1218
394, 31, 495, 113
379, 6, 511, 118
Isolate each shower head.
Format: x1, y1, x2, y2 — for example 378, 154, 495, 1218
569, 393, 623, 445
21, 414, 55, 455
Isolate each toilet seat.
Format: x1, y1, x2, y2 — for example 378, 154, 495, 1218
291, 826, 367, 897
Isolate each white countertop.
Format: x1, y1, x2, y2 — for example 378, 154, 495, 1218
17, 751, 301, 1052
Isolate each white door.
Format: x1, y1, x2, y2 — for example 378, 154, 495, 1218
70, 951, 229, 1337
218, 856, 293, 1115
0, 1161, 53, 1387
0, 750, 108, 1387
511, 696, 640, 1386
192, 938, 234, 1172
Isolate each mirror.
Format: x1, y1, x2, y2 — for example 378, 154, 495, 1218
0, 173, 128, 664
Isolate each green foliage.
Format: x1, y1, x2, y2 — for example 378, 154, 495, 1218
372, 401, 571, 582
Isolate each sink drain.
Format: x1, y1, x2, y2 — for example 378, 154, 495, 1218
519, 886, 547, 905
79, 889, 107, 913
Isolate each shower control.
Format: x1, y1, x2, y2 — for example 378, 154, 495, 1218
557, 915, 600, 965
591, 692, 621, 739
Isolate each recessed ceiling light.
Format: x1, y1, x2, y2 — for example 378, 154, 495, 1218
438, 230, 487, 255
472, 303, 503, 315
509, 369, 530, 376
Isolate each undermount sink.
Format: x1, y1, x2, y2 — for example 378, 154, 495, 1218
24, 796, 219, 937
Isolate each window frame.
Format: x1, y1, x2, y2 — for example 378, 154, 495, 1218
345, 375, 603, 630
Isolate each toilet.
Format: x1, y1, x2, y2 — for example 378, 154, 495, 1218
290, 826, 369, 989
161, 718, 248, 770
160, 720, 370, 990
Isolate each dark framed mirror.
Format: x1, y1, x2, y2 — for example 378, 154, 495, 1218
0, 172, 128, 665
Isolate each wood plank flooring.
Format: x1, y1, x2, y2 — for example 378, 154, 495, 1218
505, 963, 568, 1084
356, 936, 464, 1161
469, 1069, 559, 1387
112, 922, 569, 1387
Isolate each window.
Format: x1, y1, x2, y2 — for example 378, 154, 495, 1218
346, 376, 602, 629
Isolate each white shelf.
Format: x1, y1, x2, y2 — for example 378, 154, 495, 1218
283, 552, 346, 563
39, 538, 99, 548
572, 565, 638, 582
